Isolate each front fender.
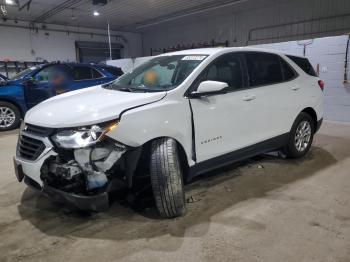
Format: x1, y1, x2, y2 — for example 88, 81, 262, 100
0, 85, 27, 115
106, 98, 194, 166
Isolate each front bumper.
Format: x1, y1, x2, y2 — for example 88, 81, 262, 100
43, 183, 109, 212
14, 159, 110, 212
14, 124, 113, 212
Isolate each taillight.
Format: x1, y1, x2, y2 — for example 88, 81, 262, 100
318, 80, 325, 91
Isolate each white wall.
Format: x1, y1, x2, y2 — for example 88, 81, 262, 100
0, 21, 142, 63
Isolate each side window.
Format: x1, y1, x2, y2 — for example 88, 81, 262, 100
101, 66, 123, 77
34, 66, 68, 83
73, 66, 93, 80
245, 52, 283, 87
92, 68, 103, 79
286, 55, 317, 77
203, 54, 245, 91
280, 58, 297, 81
34, 66, 55, 82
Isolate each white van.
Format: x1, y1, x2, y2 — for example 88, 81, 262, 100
14, 47, 324, 218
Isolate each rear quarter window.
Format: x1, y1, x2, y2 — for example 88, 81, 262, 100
73, 66, 93, 80
101, 66, 124, 77
286, 55, 317, 77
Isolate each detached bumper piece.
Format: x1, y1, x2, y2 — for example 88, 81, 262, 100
13, 159, 24, 182
22, 173, 110, 212
43, 185, 110, 212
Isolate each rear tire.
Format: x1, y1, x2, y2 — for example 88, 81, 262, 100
150, 138, 186, 218
0, 102, 21, 131
284, 112, 315, 159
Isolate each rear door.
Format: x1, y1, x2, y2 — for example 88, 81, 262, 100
243, 52, 299, 140
25, 65, 70, 108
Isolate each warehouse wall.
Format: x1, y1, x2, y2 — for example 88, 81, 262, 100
0, 21, 142, 62
141, 0, 350, 55
254, 35, 350, 122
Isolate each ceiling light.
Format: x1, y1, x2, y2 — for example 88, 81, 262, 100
5, 0, 14, 5
93, 10, 99, 16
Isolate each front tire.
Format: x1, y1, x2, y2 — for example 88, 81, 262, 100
150, 138, 186, 218
284, 112, 315, 158
0, 102, 21, 131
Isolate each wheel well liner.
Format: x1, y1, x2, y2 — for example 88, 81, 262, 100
138, 137, 190, 183
300, 107, 317, 128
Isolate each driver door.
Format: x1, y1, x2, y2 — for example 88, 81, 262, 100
24, 65, 69, 109
190, 53, 261, 163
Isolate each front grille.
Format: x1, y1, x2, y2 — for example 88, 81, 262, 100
18, 134, 46, 161
25, 124, 54, 136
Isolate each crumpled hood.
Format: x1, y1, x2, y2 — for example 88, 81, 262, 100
25, 85, 167, 128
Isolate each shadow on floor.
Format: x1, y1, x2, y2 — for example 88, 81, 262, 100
16, 134, 344, 251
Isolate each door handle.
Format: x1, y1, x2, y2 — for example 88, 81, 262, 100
242, 94, 256, 101
291, 86, 301, 91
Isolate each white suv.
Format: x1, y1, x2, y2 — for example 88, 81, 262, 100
14, 48, 324, 218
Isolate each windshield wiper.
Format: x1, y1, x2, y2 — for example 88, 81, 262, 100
117, 87, 133, 92
104, 83, 134, 92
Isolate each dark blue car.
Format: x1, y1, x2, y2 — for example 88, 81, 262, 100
0, 63, 123, 131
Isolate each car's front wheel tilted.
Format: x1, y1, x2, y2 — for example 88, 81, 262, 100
150, 138, 186, 218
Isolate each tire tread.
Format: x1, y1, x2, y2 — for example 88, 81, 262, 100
150, 138, 186, 218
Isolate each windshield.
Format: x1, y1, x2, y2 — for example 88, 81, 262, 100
10, 67, 38, 81
106, 55, 207, 92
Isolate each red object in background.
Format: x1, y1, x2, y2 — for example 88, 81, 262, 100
318, 80, 325, 91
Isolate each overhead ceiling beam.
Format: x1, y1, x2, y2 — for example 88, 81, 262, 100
130, 0, 248, 30
33, 0, 83, 23
17, 0, 33, 12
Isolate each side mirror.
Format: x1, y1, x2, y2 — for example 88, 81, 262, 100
190, 80, 228, 98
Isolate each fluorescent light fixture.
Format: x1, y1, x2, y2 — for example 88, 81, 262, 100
93, 10, 100, 16
5, 0, 14, 5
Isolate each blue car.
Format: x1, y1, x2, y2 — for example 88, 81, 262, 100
0, 63, 123, 131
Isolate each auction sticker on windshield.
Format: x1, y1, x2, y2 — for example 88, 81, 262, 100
181, 55, 207, 61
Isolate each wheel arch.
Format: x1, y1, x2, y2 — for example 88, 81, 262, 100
300, 107, 318, 129
140, 136, 190, 182
0, 98, 25, 118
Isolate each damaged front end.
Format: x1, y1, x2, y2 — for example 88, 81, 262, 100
18, 122, 142, 212
41, 139, 135, 211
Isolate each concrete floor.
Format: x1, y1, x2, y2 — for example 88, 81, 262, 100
1, 121, 350, 262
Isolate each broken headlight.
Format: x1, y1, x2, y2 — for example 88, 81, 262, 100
52, 122, 118, 149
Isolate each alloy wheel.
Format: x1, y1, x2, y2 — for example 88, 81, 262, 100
294, 120, 312, 152
0, 107, 16, 128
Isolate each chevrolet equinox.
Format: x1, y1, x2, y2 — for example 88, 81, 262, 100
14, 48, 324, 218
